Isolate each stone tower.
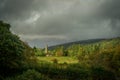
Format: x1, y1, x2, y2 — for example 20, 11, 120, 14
45, 44, 48, 54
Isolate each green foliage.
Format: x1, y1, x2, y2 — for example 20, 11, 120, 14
0, 21, 37, 77
34, 63, 89, 80
32, 62, 116, 80
76, 43, 120, 80
67, 44, 82, 56
0, 21, 25, 76
5, 69, 50, 80
21, 42, 38, 70
90, 66, 115, 80
34, 48, 45, 56
53, 46, 64, 56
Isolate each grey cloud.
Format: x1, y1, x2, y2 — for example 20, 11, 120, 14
0, 0, 120, 47
97, 0, 120, 19
97, 0, 120, 35
0, 0, 47, 20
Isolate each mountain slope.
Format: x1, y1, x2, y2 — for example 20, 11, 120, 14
48, 37, 120, 50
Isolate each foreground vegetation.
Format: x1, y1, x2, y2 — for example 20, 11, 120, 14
0, 21, 120, 80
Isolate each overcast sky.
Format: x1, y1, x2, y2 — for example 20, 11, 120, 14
0, 0, 120, 48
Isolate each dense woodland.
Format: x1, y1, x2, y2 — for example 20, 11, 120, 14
0, 21, 120, 80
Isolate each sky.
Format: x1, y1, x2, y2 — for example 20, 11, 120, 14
0, 0, 120, 48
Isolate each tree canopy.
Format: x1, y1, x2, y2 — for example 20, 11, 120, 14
0, 21, 25, 76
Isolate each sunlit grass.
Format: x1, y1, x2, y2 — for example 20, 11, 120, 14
37, 56, 78, 64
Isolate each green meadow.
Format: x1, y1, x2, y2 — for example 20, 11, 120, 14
37, 56, 78, 64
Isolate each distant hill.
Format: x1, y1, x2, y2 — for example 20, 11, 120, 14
48, 37, 120, 50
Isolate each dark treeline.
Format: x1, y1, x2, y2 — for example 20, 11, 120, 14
0, 21, 120, 80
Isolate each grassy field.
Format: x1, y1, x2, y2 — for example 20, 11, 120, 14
37, 56, 78, 64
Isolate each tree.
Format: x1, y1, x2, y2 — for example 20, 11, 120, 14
0, 21, 25, 76
55, 46, 64, 56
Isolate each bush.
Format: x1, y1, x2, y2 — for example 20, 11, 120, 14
90, 66, 116, 80
51, 58, 58, 64
5, 69, 51, 80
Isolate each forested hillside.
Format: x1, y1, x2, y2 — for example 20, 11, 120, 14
48, 38, 105, 50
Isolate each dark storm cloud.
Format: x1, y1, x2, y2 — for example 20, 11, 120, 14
0, 0, 120, 47
98, 0, 120, 35
97, 0, 120, 19
0, 0, 47, 20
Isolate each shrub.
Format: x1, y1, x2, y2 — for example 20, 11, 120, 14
5, 69, 51, 80
51, 58, 58, 64
90, 66, 116, 80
